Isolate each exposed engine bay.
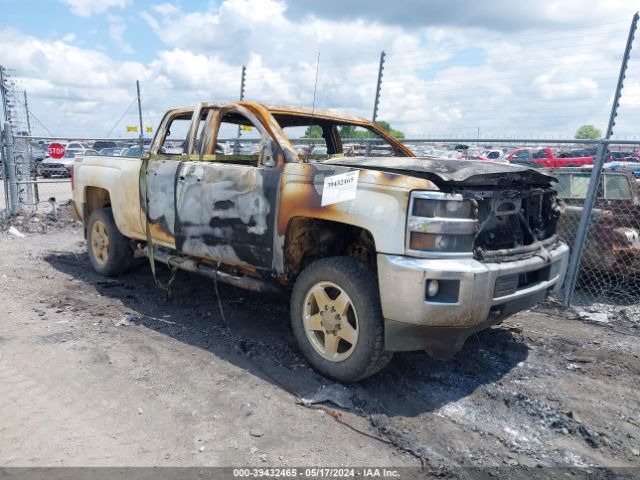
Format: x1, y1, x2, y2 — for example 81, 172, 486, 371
460, 187, 562, 261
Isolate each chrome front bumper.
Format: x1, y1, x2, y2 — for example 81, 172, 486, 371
377, 242, 570, 330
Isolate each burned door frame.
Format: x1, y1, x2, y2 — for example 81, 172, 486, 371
173, 104, 284, 271
142, 105, 220, 246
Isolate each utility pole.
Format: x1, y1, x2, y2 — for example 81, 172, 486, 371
372, 51, 385, 123
136, 80, 144, 155
23, 91, 31, 135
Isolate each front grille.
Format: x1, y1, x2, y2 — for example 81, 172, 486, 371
473, 187, 560, 257
493, 264, 555, 298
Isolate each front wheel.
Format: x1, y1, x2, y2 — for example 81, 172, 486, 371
87, 207, 133, 276
290, 257, 392, 383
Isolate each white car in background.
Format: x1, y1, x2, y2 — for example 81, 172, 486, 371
39, 148, 99, 177
484, 149, 505, 161
65, 142, 91, 150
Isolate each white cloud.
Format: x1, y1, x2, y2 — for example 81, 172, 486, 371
0, 28, 150, 135
59, 0, 131, 17
533, 75, 599, 101
107, 15, 134, 54
2, 0, 640, 139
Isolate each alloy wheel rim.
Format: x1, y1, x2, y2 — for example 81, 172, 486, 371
302, 281, 359, 362
91, 220, 109, 265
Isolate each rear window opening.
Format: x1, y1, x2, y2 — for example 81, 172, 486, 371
556, 172, 632, 201
273, 115, 409, 161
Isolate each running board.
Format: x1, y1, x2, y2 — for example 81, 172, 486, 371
151, 249, 283, 295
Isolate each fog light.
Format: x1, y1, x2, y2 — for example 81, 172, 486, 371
427, 280, 440, 297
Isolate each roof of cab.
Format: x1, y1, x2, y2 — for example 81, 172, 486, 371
167, 101, 373, 126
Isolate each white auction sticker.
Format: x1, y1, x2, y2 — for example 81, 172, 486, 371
321, 170, 360, 207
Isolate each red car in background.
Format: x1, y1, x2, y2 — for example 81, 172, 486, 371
506, 147, 593, 168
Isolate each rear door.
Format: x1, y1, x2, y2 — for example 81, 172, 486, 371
173, 105, 283, 270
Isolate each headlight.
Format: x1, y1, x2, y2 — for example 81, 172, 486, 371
412, 197, 473, 219
406, 191, 477, 255
409, 232, 475, 252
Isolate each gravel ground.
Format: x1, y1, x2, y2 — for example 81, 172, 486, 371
1, 207, 639, 477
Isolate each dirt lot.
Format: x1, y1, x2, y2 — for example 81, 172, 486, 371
1, 207, 639, 476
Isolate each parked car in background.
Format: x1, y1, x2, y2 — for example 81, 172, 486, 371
607, 151, 634, 162
605, 161, 640, 178
423, 148, 458, 159
29, 141, 49, 175
120, 146, 142, 157
66, 142, 91, 150
555, 168, 640, 276
92, 140, 119, 151
557, 149, 592, 159
484, 149, 504, 161
458, 152, 488, 161
506, 147, 593, 168
99, 147, 123, 156
40, 148, 99, 177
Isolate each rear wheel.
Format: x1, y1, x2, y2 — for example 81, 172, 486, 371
87, 207, 133, 276
290, 257, 392, 383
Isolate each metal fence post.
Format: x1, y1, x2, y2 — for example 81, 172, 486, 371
136, 80, 144, 155
561, 141, 606, 306
1, 127, 8, 215
235, 65, 246, 155
3, 122, 19, 215
562, 12, 638, 306
372, 51, 385, 123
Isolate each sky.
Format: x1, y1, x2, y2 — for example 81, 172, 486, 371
0, 0, 639, 139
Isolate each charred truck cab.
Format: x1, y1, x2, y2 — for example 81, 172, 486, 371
72, 101, 569, 383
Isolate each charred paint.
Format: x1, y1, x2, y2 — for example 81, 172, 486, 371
143, 158, 180, 241
173, 160, 281, 269
324, 157, 555, 187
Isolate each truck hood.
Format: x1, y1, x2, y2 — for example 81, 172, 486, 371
322, 156, 555, 186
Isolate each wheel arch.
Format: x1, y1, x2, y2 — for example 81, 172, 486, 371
83, 187, 111, 237
283, 216, 377, 281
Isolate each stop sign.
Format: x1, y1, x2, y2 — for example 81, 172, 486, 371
48, 143, 65, 159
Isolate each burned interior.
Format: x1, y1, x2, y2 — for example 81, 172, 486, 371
270, 111, 414, 159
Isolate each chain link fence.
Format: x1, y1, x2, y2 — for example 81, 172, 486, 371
1, 135, 142, 217
564, 165, 640, 306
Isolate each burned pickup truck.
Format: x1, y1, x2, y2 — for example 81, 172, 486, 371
72, 102, 568, 382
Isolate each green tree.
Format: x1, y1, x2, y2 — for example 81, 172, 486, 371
303, 125, 322, 138
575, 124, 602, 140
339, 125, 370, 139
375, 120, 405, 139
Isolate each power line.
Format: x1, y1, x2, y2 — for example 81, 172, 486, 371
7, 88, 54, 136
106, 97, 137, 138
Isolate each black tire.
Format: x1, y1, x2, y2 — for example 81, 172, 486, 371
86, 207, 133, 276
290, 257, 393, 383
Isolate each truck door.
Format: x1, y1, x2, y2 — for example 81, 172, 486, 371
173, 105, 283, 270
142, 108, 196, 247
